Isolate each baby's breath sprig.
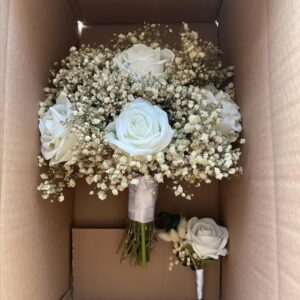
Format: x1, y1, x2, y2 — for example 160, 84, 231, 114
38, 23, 243, 202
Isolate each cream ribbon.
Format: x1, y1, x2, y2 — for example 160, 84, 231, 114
196, 269, 204, 300
128, 178, 159, 223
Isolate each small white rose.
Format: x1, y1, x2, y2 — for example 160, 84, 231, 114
105, 98, 174, 156
204, 86, 242, 136
39, 95, 77, 166
113, 44, 175, 77
186, 217, 229, 260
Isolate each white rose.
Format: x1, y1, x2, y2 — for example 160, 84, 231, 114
39, 95, 77, 166
204, 86, 242, 136
113, 44, 175, 77
105, 98, 174, 156
186, 217, 229, 260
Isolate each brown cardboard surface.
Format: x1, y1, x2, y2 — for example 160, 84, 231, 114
220, 0, 300, 300
73, 229, 221, 300
219, 0, 278, 299
74, 179, 220, 228
80, 23, 219, 46
70, 0, 222, 24
61, 289, 72, 300
268, 0, 300, 298
219, 0, 300, 299
74, 179, 219, 228
0, 0, 77, 299
0, 0, 9, 297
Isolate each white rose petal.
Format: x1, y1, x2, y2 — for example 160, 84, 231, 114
105, 98, 174, 156
39, 96, 77, 166
204, 86, 242, 137
113, 44, 175, 77
186, 217, 229, 260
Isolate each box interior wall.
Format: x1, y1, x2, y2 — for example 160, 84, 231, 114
1, 0, 300, 299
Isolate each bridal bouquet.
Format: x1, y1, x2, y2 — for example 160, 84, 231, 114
159, 213, 229, 299
38, 23, 243, 267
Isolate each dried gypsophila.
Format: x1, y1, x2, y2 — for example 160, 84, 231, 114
37, 23, 243, 201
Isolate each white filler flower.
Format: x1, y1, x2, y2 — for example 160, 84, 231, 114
39, 95, 77, 166
186, 217, 229, 260
113, 44, 175, 77
106, 98, 174, 156
205, 86, 242, 136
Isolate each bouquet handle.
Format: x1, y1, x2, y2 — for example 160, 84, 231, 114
118, 177, 158, 267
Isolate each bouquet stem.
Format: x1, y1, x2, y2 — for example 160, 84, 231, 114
118, 219, 155, 266
118, 177, 158, 267
141, 222, 147, 268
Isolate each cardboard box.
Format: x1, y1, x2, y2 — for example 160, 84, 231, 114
1, 0, 300, 299
72, 229, 220, 300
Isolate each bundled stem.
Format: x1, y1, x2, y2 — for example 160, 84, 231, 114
140, 223, 147, 267
118, 219, 156, 267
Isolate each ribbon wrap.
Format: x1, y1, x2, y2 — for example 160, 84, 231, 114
196, 269, 204, 300
128, 178, 159, 223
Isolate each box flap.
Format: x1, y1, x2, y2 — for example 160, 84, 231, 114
0, 0, 77, 299
73, 229, 220, 300
70, 0, 222, 24
80, 23, 219, 46
219, 0, 300, 299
